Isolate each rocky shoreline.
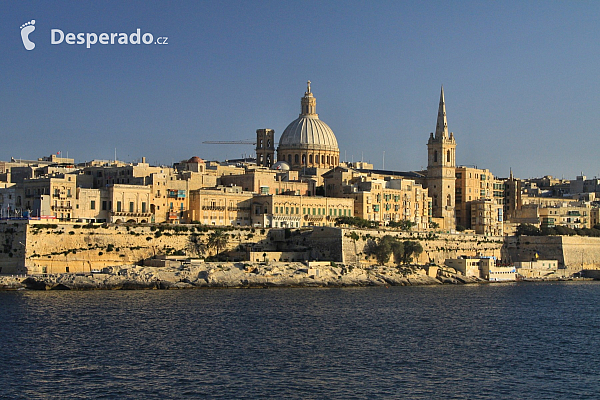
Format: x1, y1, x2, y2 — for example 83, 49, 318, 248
0, 262, 490, 290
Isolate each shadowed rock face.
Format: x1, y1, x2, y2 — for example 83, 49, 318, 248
50, 283, 71, 290
21, 277, 47, 290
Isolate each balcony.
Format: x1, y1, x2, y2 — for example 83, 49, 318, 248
227, 206, 251, 211
202, 205, 226, 211
110, 211, 152, 218
167, 190, 186, 199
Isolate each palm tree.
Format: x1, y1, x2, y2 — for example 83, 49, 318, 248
207, 230, 228, 256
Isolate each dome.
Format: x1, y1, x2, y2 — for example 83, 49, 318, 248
271, 161, 291, 171
188, 156, 203, 163
279, 115, 338, 151
276, 81, 340, 170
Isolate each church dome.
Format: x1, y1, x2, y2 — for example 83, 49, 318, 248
279, 115, 338, 151
271, 161, 291, 171
188, 156, 203, 163
276, 81, 340, 170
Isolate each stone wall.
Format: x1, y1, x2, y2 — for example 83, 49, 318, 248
504, 235, 600, 273
3, 221, 600, 276
0, 221, 28, 274
340, 229, 504, 265
0, 221, 267, 274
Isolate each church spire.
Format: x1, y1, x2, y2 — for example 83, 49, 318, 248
435, 85, 448, 138
300, 80, 317, 117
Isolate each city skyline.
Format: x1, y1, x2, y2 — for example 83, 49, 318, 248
2, 1, 600, 179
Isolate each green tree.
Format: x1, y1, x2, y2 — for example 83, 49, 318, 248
402, 240, 423, 264
373, 235, 393, 265
207, 230, 229, 255
430, 221, 440, 230
371, 235, 406, 265
335, 216, 378, 229
349, 231, 360, 263
389, 220, 415, 231
516, 224, 541, 236
390, 239, 405, 265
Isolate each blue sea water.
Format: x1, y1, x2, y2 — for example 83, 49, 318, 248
1, 282, 600, 399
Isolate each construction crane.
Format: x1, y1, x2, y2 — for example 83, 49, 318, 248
202, 140, 256, 145
202, 140, 278, 145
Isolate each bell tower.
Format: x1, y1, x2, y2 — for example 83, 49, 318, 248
426, 86, 456, 228
256, 128, 275, 167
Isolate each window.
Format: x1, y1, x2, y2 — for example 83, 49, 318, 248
434, 150, 438, 163
447, 150, 451, 163
129, 202, 134, 212
142, 202, 147, 213
90, 200, 96, 210
286, 207, 289, 214
102, 201, 107, 210
116, 201, 122, 212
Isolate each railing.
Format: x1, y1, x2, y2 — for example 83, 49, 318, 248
110, 211, 152, 217
202, 206, 226, 211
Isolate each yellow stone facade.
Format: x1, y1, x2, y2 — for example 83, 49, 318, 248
252, 194, 353, 228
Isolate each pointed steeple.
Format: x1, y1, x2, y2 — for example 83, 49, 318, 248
300, 80, 318, 117
435, 85, 448, 138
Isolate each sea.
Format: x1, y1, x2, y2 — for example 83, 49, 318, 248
1, 281, 599, 399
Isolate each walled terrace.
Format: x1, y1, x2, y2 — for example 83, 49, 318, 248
1, 220, 600, 276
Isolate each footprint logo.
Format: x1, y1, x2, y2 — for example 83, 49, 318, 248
20, 20, 36, 50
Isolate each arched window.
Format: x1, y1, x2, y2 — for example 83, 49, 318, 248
294, 154, 299, 164
259, 139, 263, 149
447, 150, 451, 163
267, 139, 271, 148
309, 154, 313, 164
302, 154, 306, 164
434, 150, 438, 163
326, 155, 330, 164
447, 194, 452, 206
321, 155, 325, 164
288, 154, 292, 164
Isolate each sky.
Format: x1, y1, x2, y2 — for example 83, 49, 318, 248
2, 0, 600, 180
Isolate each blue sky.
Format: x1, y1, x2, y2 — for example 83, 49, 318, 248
2, 0, 600, 179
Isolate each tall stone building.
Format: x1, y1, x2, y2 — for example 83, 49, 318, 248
425, 86, 456, 229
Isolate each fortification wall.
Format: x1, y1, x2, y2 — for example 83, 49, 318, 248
4, 221, 600, 276
0, 221, 28, 274
503, 235, 600, 273
0, 222, 267, 274
340, 229, 504, 265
